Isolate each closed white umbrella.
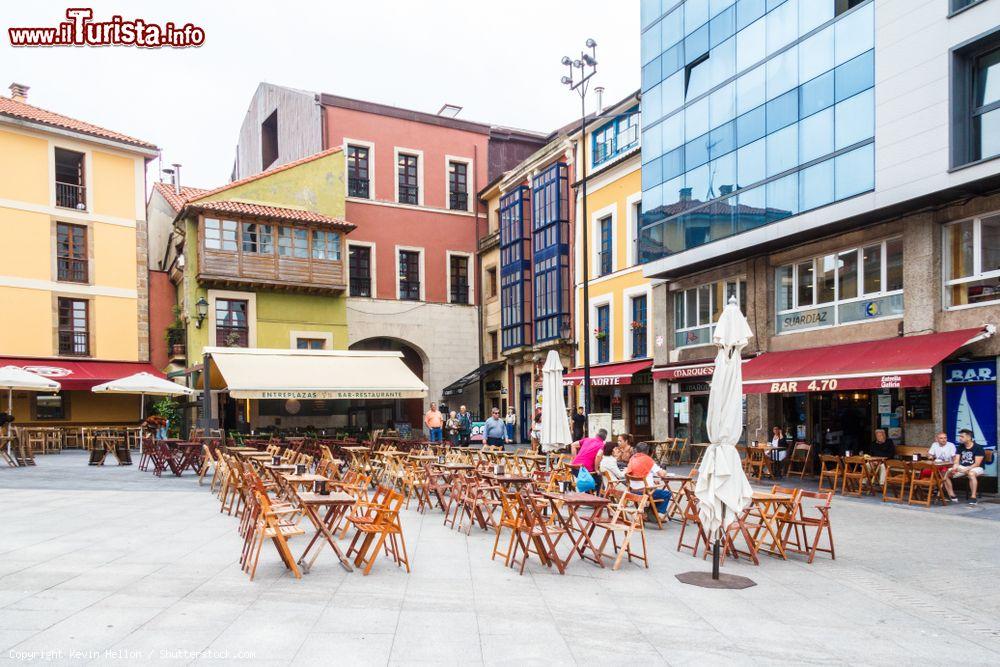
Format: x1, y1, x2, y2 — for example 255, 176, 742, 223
696, 296, 754, 581
0, 366, 61, 459
91, 372, 194, 419
539, 350, 572, 454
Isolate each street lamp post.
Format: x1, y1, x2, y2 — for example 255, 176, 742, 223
561, 39, 598, 431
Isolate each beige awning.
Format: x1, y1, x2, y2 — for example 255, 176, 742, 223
205, 347, 428, 400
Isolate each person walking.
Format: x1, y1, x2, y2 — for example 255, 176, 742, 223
529, 411, 543, 453
571, 406, 587, 442
504, 406, 517, 444
424, 402, 444, 443
457, 405, 473, 446
482, 407, 508, 448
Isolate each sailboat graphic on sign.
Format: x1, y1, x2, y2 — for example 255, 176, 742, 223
954, 388, 988, 446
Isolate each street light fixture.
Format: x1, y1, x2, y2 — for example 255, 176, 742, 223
194, 296, 209, 328
560, 38, 598, 430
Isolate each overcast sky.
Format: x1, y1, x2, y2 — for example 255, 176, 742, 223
2, 0, 639, 189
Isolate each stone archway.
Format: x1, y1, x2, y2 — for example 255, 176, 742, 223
349, 337, 428, 431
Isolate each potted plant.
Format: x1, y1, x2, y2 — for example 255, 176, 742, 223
593, 327, 608, 341
165, 305, 186, 356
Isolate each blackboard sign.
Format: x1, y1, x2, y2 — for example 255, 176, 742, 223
905, 386, 932, 420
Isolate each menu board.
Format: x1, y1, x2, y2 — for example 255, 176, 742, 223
905, 387, 932, 420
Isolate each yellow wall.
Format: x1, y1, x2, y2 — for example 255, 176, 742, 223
92, 224, 138, 289
0, 208, 50, 280
91, 150, 138, 220
10, 390, 140, 426
0, 129, 48, 204
93, 296, 139, 359
0, 287, 52, 357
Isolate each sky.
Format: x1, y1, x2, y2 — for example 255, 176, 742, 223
1, 0, 640, 189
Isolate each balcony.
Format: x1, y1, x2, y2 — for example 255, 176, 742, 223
398, 184, 419, 205
348, 177, 369, 199
58, 331, 89, 356
55, 181, 86, 210
449, 192, 468, 211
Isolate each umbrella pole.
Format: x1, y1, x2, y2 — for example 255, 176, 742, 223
712, 506, 725, 580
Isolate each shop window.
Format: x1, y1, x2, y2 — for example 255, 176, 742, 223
35, 394, 66, 420
673, 277, 747, 348
776, 237, 903, 333
944, 213, 1000, 308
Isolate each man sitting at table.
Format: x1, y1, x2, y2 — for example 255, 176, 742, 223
928, 431, 956, 463
867, 429, 895, 458
625, 442, 671, 517
942, 429, 986, 505
571, 428, 607, 485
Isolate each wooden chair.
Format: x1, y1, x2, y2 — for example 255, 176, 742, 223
786, 442, 812, 478
744, 446, 769, 481
817, 455, 842, 493
671, 438, 689, 465
244, 488, 305, 581
882, 460, 910, 503
490, 489, 522, 567
510, 491, 570, 575
625, 474, 666, 530
592, 488, 649, 570
781, 490, 835, 564
841, 456, 869, 496
908, 462, 945, 507
346, 487, 410, 575
677, 486, 710, 557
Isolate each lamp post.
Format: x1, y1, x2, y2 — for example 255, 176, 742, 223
561, 39, 598, 430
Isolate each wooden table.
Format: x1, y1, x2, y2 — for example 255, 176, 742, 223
296, 491, 357, 573
748, 491, 795, 559
659, 474, 694, 521
481, 472, 533, 490
539, 491, 611, 567
282, 473, 329, 491
173, 442, 203, 474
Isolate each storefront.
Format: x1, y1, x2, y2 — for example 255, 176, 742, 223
653, 357, 732, 443
564, 359, 653, 440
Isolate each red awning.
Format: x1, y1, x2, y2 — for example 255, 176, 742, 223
652, 358, 716, 381
563, 359, 652, 386
741, 327, 993, 394
0, 358, 164, 391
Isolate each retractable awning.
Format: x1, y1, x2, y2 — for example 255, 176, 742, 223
741, 326, 994, 394
0, 357, 163, 391
562, 359, 652, 386
205, 347, 428, 400
442, 361, 505, 397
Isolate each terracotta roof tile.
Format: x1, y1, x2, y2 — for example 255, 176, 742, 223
185, 200, 355, 231
0, 95, 157, 150
189, 147, 343, 202
152, 182, 209, 213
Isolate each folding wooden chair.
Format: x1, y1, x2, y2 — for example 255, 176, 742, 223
625, 474, 665, 530
781, 489, 835, 564
510, 491, 570, 575
346, 488, 410, 575
908, 462, 945, 507
817, 455, 842, 493
882, 460, 910, 502
786, 442, 812, 478
244, 488, 305, 581
677, 486, 710, 557
841, 456, 868, 496
745, 446, 769, 481
592, 488, 649, 570
491, 489, 522, 566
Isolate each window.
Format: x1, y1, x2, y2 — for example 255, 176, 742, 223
54, 148, 85, 209
592, 108, 640, 167
450, 255, 469, 304
35, 394, 66, 421
776, 238, 904, 333
347, 145, 370, 198
57, 298, 89, 356
398, 153, 419, 205
311, 230, 341, 261
486, 266, 498, 299
631, 294, 648, 359
348, 245, 372, 297
205, 218, 238, 251
488, 331, 498, 361
56, 222, 87, 282
596, 304, 610, 364
630, 200, 642, 265
953, 33, 1000, 167
241, 223, 273, 254
835, 0, 867, 16
399, 250, 421, 300
944, 213, 1000, 307
598, 216, 613, 276
261, 110, 278, 169
532, 163, 571, 342
296, 338, 325, 350
215, 299, 249, 347
278, 227, 308, 258
500, 187, 531, 350
685, 52, 710, 98
448, 161, 468, 211
673, 278, 746, 347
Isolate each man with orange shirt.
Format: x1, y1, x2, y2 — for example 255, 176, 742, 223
625, 442, 672, 516
424, 402, 444, 442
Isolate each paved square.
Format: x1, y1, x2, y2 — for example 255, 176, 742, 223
1, 453, 999, 665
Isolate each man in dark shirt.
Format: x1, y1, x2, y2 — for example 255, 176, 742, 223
943, 429, 986, 504
868, 428, 895, 458
571, 407, 586, 442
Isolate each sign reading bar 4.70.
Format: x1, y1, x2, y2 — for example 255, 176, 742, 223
743, 373, 932, 394
232, 389, 415, 400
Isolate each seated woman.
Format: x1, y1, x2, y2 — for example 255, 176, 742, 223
769, 426, 788, 462
612, 433, 635, 466
598, 441, 625, 486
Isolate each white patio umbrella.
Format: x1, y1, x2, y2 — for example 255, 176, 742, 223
91, 372, 194, 420
0, 366, 61, 459
539, 350, 572, 454
696, 296, 754, 580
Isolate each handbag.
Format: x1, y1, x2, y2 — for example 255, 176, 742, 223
575, 466, 596, 493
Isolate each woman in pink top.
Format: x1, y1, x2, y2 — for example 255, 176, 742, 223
571, 428, 608, 472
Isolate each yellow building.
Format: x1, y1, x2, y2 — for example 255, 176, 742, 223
474, 178, 507, 414
569, 92, 652, 440
0, 83, 160, 426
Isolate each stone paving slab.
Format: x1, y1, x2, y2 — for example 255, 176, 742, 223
0, 452, 998, 665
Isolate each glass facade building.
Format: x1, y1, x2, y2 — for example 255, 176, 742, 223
639, 0, 876, 261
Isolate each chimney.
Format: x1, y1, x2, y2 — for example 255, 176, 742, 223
679, 187, 692, 202
594, 86, 604, 114
8, 82, 29, 102
171, 163, 182, 195
719, 184, 733, 196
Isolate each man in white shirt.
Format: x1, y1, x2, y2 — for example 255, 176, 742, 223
928, 431, 956, 463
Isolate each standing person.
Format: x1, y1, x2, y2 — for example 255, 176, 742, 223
571, 406, 587, 442
482, 407, 508, 448
504, 407, 517, 444
530, 411, 543, 453
445, 411, 461, 446
424, 402, 443, 443
457, 405, 473, 447
942, 429, 986, 504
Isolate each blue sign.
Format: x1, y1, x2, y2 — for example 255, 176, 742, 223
944, 361, 997, 453
864, 301, 879, 318
944, 359, 997, 384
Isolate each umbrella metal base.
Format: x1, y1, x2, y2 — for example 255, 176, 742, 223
675, 571, 756, 589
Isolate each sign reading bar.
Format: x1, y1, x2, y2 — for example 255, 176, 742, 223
232, 389, 419, 400
744, 372, 931, 394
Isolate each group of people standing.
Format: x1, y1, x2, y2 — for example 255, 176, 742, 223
423, 402, 520, 447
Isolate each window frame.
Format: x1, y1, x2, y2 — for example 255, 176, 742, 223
950, 27, 1000, 169
53, 147, 87, 211
56, 221, 88, 283
397, 247, 423, 301
943, 213, 1000, 310
591, 107, 640, 168
57, 297, 90, 357
214, 298, 250, 348
204, 218, 239, 252
630, 292, 649, 359
346, 143, 371, 199
34, 392, 67, 420
500, 186, 532, 350
673, 277, 747, 349
311, 229, 342, 261
241, 222, 274, 255
395, 148, 422, 206
347, 242, 375, 297
595, 302, 611, 364
446, 157, 472, 212
277, 226, 309, 259
447, 251, 472, 304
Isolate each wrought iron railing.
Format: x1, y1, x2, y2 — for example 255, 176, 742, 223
449, 192, 468, 211
348, 177, 369, 198
55, 181, 86, 209
58, 331, 89, 356
350, 276, 372, 297
398, 184, 419, 205
57, 258, 88, 283
400, 280, 421, 301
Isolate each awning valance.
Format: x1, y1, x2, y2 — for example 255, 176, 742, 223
0, 357, 162, 391
205, 347, 428, 400
563, 359, 652, 386
741, 326, 994, 394
652, 358, 717, 381
442, 361, 505, 396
